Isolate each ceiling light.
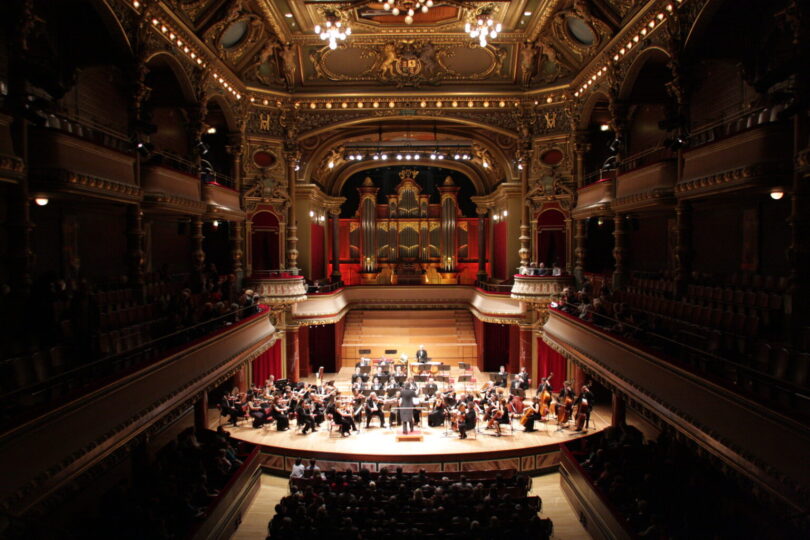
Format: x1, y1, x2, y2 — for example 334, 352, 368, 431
34, 197, 49, 206
454, 154, 461, 159
383, 1, 433, 24
452, 101, 458, 107
600, 124, 610, 131
466, 8, 501, 47
206, 126, 217, 134
285, 13, 293, 18
389, 101, 396, 108
523, 11, 532, 16
315, 10, 350, 50
396, 154, 403, 160
770, 188, 784, 200
381, 154, 388, 160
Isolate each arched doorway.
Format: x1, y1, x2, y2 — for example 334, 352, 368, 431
250, 211, 280, 274
537, 209, 566, 268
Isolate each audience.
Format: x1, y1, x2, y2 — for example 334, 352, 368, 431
268, 467, 552, 540
571, 424, 797, 538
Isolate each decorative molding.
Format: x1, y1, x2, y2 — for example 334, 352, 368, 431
29, 168, 142, 203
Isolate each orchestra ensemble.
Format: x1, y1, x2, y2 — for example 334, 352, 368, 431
219, 360, 594, 439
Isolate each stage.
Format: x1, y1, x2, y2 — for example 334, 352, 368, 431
209, 404, 610, 476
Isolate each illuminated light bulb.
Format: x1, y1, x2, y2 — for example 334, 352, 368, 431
547, 96, 553, 103
396, 154, 403, 160
436, 101, 442, 107
389, 101, 396, 108
310, 102, 316, 109
468, 100, 474, 107
499, 101, 505, 107
452, 101, 458, 107
770, 189, 784, 200
341, 102, 348, 108
357, 102, 364, 108
373, 101, 379, 108
420, 101, 427, 107
326, 102, 332, 109
381, 154, 388, 160
34, 197, 49, 206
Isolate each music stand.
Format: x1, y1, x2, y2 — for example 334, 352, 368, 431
359, 365, 371, 374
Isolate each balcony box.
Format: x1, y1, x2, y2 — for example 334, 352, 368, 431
511, 274, 573, 303
142, 164, 206, 215
249, 274, 308, 307
203, 182, 244, 220
613, 159, 676, 213
572, 178, 614, 219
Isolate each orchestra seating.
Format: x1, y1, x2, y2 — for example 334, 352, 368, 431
340, 310, 478, 368
271, 468, 552, 539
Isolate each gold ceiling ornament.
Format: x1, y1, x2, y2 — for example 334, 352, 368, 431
383, 0, 435, 24
399, 168, 420, 180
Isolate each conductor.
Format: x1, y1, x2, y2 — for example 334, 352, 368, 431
416, 344, 429, 363
399, 382, 417, 434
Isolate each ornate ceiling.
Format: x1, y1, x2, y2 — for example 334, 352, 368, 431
168, 0, 643, 92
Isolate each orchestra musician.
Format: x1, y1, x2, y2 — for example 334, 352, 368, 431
457, 403, 476, 439
574, 384, 594, 431
416, 344, 429, 363
351, 367, 369, 384
399, 381, 418, 434
364, 392, 387, 428
270, 398, 290, 431
296, 401, 317, 434
370, 376, 384, 394
327, 402, 354, 437
521, 397, 542, 432
557, 381, 576, 425
373, 366, 389, 385
428, 392, 446, 427
423, 377, 438, 398
494, 365, 508, 387
516, 366, 531, 391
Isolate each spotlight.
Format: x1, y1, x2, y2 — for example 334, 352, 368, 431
770, 188, 784, 200
405, 154, 412, 160
454, 154, 460, 160
373, 154, 380, 160
396, 154, 403, 160
381, 154, 388, 160
430, 153, 437, 160
34, 197, 49, 206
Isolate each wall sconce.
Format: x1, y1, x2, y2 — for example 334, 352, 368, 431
502, 210, 508, 218
34, 197, 49, 206
770, 188, 784, 200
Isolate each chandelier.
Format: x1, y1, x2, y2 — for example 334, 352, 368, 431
465, 9, 501, 47
383, 0, 434, 25
314, 10, 350, 50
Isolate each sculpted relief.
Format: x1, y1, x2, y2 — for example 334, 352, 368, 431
308, 40, 507, 87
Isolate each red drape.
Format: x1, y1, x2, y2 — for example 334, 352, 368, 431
252, 340, 282, 385
537, 337, 567, 384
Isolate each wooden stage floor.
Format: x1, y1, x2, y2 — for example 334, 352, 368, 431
209, 403, 610, 476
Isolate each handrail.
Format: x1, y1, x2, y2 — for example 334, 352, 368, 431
474, 280, 513, 293
250, 269, 303, 278
42, 113, 132, 155
0, 304, 267, 413
618, 145, 675, 173
552, 303, 809, 404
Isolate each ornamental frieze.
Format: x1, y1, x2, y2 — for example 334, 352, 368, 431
306, 40, 508, 87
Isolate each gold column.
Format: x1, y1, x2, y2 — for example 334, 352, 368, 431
330, 208, 342, 282
191, 217, 205, 274
518, 146, 532, 266
285, 150, 299, 274
231, 220, 244, 284
574, 219, 587, 286
476, 207, 488, 281
612, 214, 626, 290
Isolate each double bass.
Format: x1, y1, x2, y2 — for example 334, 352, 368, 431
538, 372, 554, 417
574, 397, 589, 431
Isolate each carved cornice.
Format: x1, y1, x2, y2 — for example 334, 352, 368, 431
29, 168, 142, 203
0, 154, 25, 184
142, 191, 208, 214
511, 275, 574, 303
675, 163, 786, 198
611, 187, 675, 212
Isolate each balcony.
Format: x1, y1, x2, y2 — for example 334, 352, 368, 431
511, 274, 573, 303
203, 181, 244, 220
249, 273, 308, 308
0, 112, 24, 184
612, 159, 676, 213
142, 163, 206, 215
28, 126, 140, 202
542, 308, 810, 512
573, 177, 614, 219
0, 308, 275, 515
677, 121, 792, 198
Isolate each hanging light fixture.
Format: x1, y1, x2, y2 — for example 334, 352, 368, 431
383, 1, 434, 24
466, 8, 501, 47
314, 10, 350, 50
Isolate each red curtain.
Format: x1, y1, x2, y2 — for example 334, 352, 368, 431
252, 340, 282, 385
537, 337, 567, 385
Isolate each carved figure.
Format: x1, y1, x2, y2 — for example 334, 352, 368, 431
379, 43, 398, 79
281, 42, 297, 88
419, 41, 438, 76
520, 41, 537, 84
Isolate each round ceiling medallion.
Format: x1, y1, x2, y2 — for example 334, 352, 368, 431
566, 16, 596, 46
540, 149, 564, 166
253, 150, 277, 168
220, 20, 248, 48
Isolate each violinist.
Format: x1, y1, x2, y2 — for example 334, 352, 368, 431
351, 391, 366, 425
248, 398, 267, 428
296, 401, 317, 434
327, 402, 354, 436
270, 398, 290, 431
423, 377, 438, 398
457, 403, 476, 439
428, 392, 446, 427
364, 392, 386, 428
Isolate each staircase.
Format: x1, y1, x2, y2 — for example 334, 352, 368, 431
340, 310, 478, 368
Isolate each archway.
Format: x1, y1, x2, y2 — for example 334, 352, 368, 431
536, 209, 566, 268
250, 211, 281, 275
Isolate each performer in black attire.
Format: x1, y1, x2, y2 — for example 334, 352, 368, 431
457, 403, 477, 439
494, 365, 508, 387
296, 402, 316, 434
416, 344, 428, 363
399, 383, 417, 434
364, 392, 386, 427
423, 377, 438, 397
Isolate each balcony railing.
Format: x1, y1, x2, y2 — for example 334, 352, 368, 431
0, 304, 267, 429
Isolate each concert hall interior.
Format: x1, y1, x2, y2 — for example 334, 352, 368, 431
1, 0, 809, 538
